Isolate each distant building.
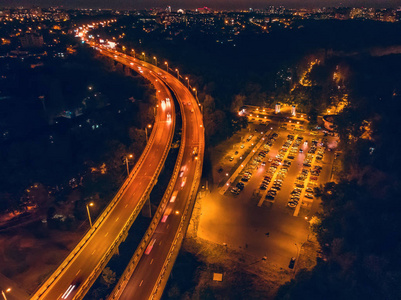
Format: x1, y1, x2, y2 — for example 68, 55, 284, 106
396, 8, 401, 22
20, 33, 44, 48
275, 103, 281, 114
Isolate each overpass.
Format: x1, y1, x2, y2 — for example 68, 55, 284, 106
100, 51, 205, 300
30, 45, 176, 300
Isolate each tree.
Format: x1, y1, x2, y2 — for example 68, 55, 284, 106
308, 107, 318, 125
101, 267, 116, 288
231, 94, 245, 113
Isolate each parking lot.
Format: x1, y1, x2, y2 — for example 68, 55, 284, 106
198, 107, 338, 268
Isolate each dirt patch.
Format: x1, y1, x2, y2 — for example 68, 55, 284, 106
0, 224, 86, 294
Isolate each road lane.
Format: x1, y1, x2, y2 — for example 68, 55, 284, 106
99, 52, 204, 299
31, 51, 176, 300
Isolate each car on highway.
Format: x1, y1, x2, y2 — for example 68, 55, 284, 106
145, 238, 156, 255
179, 166, 186, 177
229, 157, 234, 161
240, 144, 245, 149
181, 176, 187, 188
167, 113, 172, 123
61, 279, 82, 300
305, 193, 314, 199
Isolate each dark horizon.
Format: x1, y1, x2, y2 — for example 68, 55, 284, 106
0, 0, 400, 10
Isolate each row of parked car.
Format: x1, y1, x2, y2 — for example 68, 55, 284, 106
231, 181, 245, 195
263, 136, 296, 200
231, 133, 279, 195
288, 184, 316, 208
287, 135, 303, 160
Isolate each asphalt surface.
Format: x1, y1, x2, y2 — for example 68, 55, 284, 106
107, 53, 204, 300
199, 113, 337, 268
31, 47, 176, 300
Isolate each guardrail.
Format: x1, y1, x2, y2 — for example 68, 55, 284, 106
149, 146, 204, 300
108, 76, 188, 300
148, 82, 205, 300
97, 50, 205, 300
31, 58, 171, 300
73, 66, 176, 300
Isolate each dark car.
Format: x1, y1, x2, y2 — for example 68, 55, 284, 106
289, 257, 296, 269
236, 182, 245, 190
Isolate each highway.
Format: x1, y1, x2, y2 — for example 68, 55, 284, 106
97, 51, 204, 299
30, 45, 176, 300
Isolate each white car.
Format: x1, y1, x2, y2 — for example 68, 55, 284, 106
167, 113, 171, 123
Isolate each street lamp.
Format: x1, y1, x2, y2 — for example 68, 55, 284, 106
125, 154, 133, 176
131, 49, 135, 58
153, 56, 157, 66
145, 124, 152, 143
86, 202, 94, 228
293, 243, 300, 275
175, 68, 179, 79
164, 61, 168, 72
192, 88, 198, 102
142, 52, 145, 61
1, 288, 11, 300
185, 77, 189, 88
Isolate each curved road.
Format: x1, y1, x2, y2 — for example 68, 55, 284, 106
101, 51, 205, 299
30, 46, 176, 300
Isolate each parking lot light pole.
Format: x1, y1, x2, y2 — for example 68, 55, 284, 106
293, 243, 300, 276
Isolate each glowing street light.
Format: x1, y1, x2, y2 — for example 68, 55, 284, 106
153, 56, 157, 66
86, 202, 94, 228
192, 88, 198, 102
131, 48, 135, 58
185, 76, 189, 88
1, 288, 11, 300
145, 124, 152, 143
125, 154, 133, 176
164, 61, 168, 72
142, 52, 145, 61
175, 68, 179, 79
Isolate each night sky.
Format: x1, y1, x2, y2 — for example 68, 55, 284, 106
0, 0, 399, 10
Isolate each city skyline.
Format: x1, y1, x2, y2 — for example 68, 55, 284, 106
0, 0, 400, 10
